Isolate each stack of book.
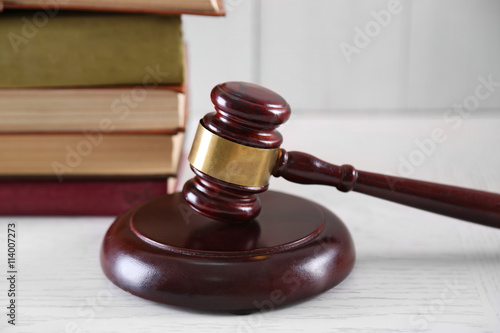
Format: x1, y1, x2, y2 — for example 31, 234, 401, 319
0, 1, 224, 215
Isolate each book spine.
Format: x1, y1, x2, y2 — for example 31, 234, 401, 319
1, 1, 226, 16
0, 13, 185, 88
0, 179, 170, 216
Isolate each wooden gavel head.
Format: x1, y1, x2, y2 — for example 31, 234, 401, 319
182, 81, 291, 223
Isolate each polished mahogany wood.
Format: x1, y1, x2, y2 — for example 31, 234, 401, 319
183, 166, 267, 223
101, 191, 355, 311
183, 82, 291, 222
205, 81, 290, 148
273, 149, 500, 228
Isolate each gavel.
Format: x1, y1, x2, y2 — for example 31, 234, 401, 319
101, 81, 500, 312
183, 81, 500, 228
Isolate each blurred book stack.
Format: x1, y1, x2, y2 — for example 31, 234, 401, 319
0, 1, 224, 215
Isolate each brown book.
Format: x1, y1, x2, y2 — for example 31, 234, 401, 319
0, 133, 184, 178
0, 0, 224, 15
0, 86, 186, 133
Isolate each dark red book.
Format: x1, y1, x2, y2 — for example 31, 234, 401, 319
0, 178, 174, 216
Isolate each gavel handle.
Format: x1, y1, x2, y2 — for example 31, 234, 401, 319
273, 150, 500, 228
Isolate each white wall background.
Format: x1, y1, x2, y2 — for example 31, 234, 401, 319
183, 0, 500, 115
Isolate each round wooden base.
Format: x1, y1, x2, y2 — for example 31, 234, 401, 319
100, 191, 355, 312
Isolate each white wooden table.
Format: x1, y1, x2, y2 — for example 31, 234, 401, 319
1, 112, 499, 333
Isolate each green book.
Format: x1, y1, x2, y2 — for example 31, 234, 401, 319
0, 11, 184, 88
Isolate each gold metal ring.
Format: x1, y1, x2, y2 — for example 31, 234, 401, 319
188, 123, 280, 187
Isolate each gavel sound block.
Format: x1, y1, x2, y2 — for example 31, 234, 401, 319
101, 82, 500, 313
